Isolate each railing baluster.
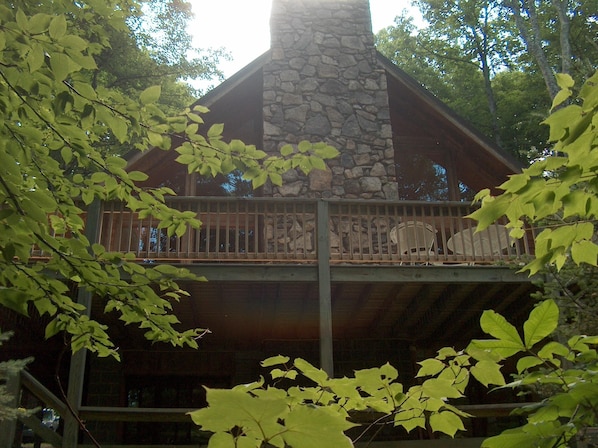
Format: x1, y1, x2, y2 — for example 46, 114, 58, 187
91, 198, 534, 265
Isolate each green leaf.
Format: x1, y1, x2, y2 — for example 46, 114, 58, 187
15, 9, 28, 30
147, 131, 163, 148
187, 112, 204, 124
128, 171, 149, 182
190, 388, 287, 443
523, 300, 558, 348
110, 117, 128, 143
49, 15, 67, 40
468, 338, 524, 359
480, 309, 524, 349
571, 240, 598, 267
555, 73, 575, 89
0, 288, 30, 315
551, 88, 572, 111
470, 360, 505, 387
416, 358, 445, 377
298, 141, 312, 153
269, 172, 283, 186
206, 432, 235, 448
482, 430, 538, 448
395, 411, 426, 433
537, 341, 569, 362
26, 44, 45, 73
45, 318, 63, 339
282, 406, 355, 448
429, 411, 465, 437
50, 52, 73, 82
294, 358, 328, 385
140, 86, 161, 105
261, 355, 290, 367
421, 378, 462, 399
280, 144, 294, 156
516, 356, 544, 373
208, 123, 224, 138
27, 13, 51, 34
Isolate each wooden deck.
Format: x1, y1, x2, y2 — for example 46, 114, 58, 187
38, 197, 535, 265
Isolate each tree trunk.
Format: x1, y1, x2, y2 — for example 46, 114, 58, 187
503, 0, 560, 99
480, 52, 502, 146
550, 0, 572, 75
469, 5, 502, 147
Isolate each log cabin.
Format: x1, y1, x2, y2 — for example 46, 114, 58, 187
1, 0, 539, 446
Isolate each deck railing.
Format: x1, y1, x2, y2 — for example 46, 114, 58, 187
93, 197, 534, 265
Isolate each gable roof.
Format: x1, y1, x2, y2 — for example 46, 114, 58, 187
377, 52, 522, 174
127, 49, 523, 194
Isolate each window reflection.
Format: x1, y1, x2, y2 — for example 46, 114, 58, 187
396, 153, 448, 201
396, 151, 475, 201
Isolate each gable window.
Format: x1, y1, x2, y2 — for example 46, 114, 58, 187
395, 148, 475, 202
396, 152, 449, 201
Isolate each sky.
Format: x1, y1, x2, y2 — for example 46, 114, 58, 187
188, 0, 420, 89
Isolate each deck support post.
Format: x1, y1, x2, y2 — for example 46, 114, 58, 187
63, 199, 102, 448
317, 200, 334, 377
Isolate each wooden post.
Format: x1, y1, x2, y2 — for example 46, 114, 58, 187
317, 200, 334, 377
0, 368, 21, 447
63, 199, 102, 448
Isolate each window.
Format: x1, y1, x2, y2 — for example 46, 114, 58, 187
396, 149, 476, 201
396, 152, 449, 201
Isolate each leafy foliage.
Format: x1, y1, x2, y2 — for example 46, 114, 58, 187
471, 300, 598, 448
471, 71, 598, 274
190, 300, 598, 447
376, 0, 597, 162
531, 261, 598, 338
0, 1, 338, 359
0, 331, 35, 422
190, 354, 471, 447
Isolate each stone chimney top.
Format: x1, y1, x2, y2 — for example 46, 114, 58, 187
263, 0, 397, 200
270, 0, 375, 62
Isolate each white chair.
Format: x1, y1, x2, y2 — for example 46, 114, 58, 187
447, 224, 514, 258
390, 221, 437, 260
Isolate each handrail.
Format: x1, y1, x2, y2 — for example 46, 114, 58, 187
75, 197, 535, 265
79, 406, 195, 422
21, 370, 69, 416
0, 369, 64, 447
77, 401, 532, 421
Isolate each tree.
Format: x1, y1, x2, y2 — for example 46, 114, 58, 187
376, 0, 597, 161
500, 0, 598, 99
100, 0, 228, 102
0, 1, 338, 360
492, 70, 551, 160
412, 0, 516, 146
375, 6, 546, 161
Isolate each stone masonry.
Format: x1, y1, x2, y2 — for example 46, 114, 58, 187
263, 0, 398, 200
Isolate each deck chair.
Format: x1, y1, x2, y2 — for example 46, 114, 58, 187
447, 225, 514, 258
390, 221, 437, 261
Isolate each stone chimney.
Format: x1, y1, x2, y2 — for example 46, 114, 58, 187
262, 0, 397, 199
